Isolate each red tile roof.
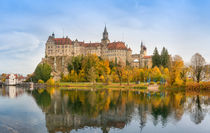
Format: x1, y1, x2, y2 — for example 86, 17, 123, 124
107, 42, 128, 50
84, 43, 100, 47
143, 55, 152, 59
54, 38, 72, 45
6, 74, 18, 79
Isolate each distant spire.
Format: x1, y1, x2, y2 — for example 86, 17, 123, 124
103, 24, 108, 40
104, 24, 107, 33
141, 41, 143, 47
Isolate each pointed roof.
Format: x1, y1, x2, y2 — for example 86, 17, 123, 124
104, 25, 108, 34
141, 41, 143, 47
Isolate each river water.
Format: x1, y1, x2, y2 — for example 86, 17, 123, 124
0, 86, 210, 133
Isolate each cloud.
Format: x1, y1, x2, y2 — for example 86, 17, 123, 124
0, 32, 44, 74
0, 0, 209, 74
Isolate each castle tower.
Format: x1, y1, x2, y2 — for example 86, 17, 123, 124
101, 25, 110, 44
139, 41, 146, 68
140, 41, 147, 56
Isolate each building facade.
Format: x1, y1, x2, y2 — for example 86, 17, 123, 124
44, 26, 152, 77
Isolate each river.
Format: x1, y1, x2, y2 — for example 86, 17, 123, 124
0, 86, 210, 133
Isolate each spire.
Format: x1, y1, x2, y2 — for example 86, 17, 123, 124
104, 24, 107, 33
141, 41, 143, 48
102, 25, 109, 40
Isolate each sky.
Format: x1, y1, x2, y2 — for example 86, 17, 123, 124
0, 0, 210, 75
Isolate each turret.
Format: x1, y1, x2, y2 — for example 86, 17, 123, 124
140, 41, 147, 56
101, 25, 110, 44
52, 32, 55, 38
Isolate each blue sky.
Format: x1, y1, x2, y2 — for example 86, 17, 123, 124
0, 0, 210, 74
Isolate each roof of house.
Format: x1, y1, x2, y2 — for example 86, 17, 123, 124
6, 74, 25, 80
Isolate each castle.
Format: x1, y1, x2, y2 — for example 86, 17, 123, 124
44, 26, 152, 78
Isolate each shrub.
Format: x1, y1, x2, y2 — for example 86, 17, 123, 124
38, 79, 44, 84
46, 77, 55, 86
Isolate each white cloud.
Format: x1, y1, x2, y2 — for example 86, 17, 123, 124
0, 32, 44, 75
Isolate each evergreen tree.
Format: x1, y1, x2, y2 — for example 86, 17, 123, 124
160, 47, 169, 68
152, 47, 160, 67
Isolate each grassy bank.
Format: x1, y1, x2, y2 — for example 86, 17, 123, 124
58, 82, 149, 89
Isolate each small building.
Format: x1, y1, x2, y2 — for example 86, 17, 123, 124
4, 74, 26, 86
5, 74, 17, 86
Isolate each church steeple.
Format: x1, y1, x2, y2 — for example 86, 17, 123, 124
101, 25, 110, 43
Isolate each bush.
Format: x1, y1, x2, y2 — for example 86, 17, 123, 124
46, 77, 55, 86
38, 79, 44, 84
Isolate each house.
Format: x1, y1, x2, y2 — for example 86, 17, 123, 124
5, 74, 17, 86
4, 74, 26, 86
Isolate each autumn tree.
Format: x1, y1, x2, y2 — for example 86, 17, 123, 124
82, 54, 100, 80
98, 60, 111, 84
116, 64, 124, 85
132, 68, 141, 83
87, 67, 97, 84
191, 53, 206, 83
151, 66, 162, 82
180, 66, 189, 85
168, 55, 184, 86
0, 73, 7, 82
124, 67, 133, 85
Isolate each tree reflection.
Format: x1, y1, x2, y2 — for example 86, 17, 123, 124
190, 95, 205, 124
32, 89, 51, 110
28, 89, 210, 132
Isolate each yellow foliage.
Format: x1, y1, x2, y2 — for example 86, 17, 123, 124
38, 79, 44, 84
46, 77, 55, 86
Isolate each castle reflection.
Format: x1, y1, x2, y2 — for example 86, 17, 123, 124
29, 88, 210, 133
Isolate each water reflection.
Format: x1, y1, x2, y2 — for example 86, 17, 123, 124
0, 86, 210, 133
29, 88, 210, 133
0, 86, 24, 98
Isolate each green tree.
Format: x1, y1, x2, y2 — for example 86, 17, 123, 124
68, 56, 83, 74
160, 47, 170, 68
32, 63, 52, 82
152, 47, 160, 67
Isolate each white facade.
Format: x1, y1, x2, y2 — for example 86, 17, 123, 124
5, 74, 17, 86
